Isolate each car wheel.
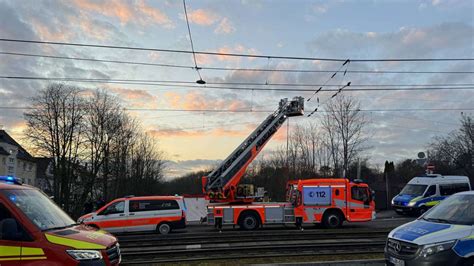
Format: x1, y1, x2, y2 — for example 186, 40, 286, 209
158, 223, 171, 235
323, 211, 343, 229
239, 213, 260, 230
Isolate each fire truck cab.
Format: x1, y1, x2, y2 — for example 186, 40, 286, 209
0, 176, 120, 265
207, 178, 375, 230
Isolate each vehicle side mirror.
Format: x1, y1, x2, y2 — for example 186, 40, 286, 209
1, 218, 23, 241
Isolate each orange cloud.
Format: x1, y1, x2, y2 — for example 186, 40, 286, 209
74, 0, 133, 24
68, 15, 112, 41
113, 88, 153, 100
32, 19, 73, 41
186, 9, 219, 25
136, 0, 173, 27
73, 0, 173, 27
214, 18, 235, 34
196, 45, 259, 64
148, 126, 249, 138
164, 91, 249, 111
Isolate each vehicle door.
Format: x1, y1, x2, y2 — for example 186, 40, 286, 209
127, 199, 156, 232
0, 201, 47, 264
421, 185, 438, 207
347, 185, 372, 221
94, 200, 127, 233
301, 186, 332, 223
128, 199, 181, 232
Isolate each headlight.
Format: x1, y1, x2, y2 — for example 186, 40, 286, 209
66, 250, 103, 260
420, 240, 456, 258
391, 198, 395, 205
407, 201, 416, 207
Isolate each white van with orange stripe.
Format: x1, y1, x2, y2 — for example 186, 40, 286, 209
79, 195, 186, 234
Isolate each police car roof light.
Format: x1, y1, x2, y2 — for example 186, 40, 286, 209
0, 176, 22, 185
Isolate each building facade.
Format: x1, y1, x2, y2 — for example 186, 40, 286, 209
0, 130, 37, 185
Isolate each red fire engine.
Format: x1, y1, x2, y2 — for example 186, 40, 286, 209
202, 97, 375, 230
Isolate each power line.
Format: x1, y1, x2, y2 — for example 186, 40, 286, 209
2, 51, 473, 74
182, 0, 203, 82
307, 59, 348, 102
1, 38, 473, 62
3, 106, 473, 112
1, 76, 473, 90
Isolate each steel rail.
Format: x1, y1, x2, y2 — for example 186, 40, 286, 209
121, 242, 386, 264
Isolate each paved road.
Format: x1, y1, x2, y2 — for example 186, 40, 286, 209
167, 210, 416, 235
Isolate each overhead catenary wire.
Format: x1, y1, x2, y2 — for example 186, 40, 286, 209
2, 106, 473, 112
1, 38, 473, 62
1, 80, 473, 93
1, 76, 472, 89
308, 60, 352, 117
307, 59, 349, 102
182, 0, 203, 81
2, 51, 472, 75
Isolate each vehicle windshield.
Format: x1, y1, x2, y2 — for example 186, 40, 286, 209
400, 184, 427, 196
3, 189, 76, 231
422, 194, 474, 225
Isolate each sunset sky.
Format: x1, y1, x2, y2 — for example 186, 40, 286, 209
0, 0, 473, 177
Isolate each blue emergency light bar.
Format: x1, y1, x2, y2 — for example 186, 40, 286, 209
0, 176, 22, 185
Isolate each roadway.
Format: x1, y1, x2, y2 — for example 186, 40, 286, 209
116, 210, 415, 265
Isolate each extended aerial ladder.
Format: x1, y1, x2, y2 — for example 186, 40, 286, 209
202, 97, 305, 203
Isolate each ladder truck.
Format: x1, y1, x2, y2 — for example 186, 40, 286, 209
202, 97, 376, 230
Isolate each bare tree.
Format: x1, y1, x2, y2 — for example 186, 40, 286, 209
321, 96, 368, 177
82, 89, 123, 203
24, 84, 85, 211
429, 113, 473, 180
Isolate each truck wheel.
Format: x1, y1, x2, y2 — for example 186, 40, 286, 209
323, 211, 343, 229
239, 213, 260, 230
157, 223, 171, 234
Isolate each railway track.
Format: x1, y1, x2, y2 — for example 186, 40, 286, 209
117, 228, 390, 264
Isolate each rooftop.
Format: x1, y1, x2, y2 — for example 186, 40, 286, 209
0, 130, 35, 162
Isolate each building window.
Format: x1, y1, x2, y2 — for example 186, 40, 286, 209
2, 158, 5, 165
9, 158, 14, 163
7, 166, 14, 172
23, 162, 26, 171
28, 164, 33, 172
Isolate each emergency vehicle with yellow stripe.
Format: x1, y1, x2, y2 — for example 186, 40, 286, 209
203, 97, 376, 230
391, 174, 471, 216
79, 195, 186, 235
0, 176, 120, 265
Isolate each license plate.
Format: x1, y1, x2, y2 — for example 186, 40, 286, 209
389, 256, 405, 266
395, 208, 403, 212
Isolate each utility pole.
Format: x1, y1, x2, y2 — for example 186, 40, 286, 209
356, 158, 361, 180
385, 172, 390, 209
286, 117, 290, 178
